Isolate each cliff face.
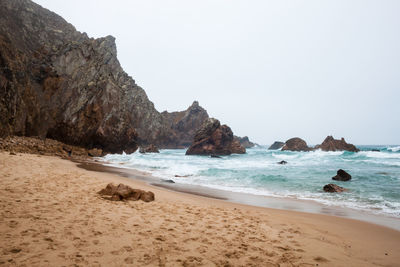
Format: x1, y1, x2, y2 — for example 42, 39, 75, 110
0, 0, 172, 153
161, 101, 209, 148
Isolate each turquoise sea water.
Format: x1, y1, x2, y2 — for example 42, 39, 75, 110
102, 146, 400, 218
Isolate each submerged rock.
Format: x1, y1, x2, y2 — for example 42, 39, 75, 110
268, 141, 285, 150
277, 160, 287, 165
323, 184, 348, 193
139, 144, 160, 153
315, 136, 359, 152
281, 138, 312, 152
98, 183, 155, 202
185, 118, 246, 156
332, 169, 352, 181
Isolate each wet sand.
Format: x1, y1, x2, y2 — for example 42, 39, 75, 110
1, 152, 400, 266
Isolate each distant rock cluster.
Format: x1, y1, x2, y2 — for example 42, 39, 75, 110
268, 136, 359, 152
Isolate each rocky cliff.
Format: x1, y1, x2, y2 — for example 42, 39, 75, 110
0, 0, 187, 153
0, 0, 249, 153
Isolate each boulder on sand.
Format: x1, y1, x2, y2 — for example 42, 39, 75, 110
323, 184, 348, 193
332, 169, 352, 181
315, 136, 359, 152
185, 118, 246, 156
281, 138, 312, 152
98, 183, 155, 202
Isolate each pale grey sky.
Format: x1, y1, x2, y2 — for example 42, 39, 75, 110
34, 0, 400, 145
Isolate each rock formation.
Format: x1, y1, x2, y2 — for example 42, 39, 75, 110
323, 184, 348, 193
161, 101, 209, 148
281, 138, 312, 152
98, 183, 155, 202
315, 136, 359, 152
235, 136, 255, 148
0, 1, 255, 153
0, 0, 180, 153
332, 169, 352, 181
139, 144, 160, 153
186, 118, 246, 156
268, 141, 285, 150
277, 160, 287, 165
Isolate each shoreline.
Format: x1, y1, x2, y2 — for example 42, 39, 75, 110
82, 160, 400, 232
2, 152, 400, 266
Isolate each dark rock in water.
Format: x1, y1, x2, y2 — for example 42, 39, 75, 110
98, 183, 154, 202
323, 184, 348, 193
139, 144, 160, 153
315, 136, 359, 152
162, 179, 175, 183
235, 136, 255, 148
174, 174, 192, 178
185, 118, 246, 156
371, 149, 380, 152
332, 169, 352, 181
211, 154, 222, 158
281, 138, 312, 152
277, 160, 287, 165
268, 141, 285, 150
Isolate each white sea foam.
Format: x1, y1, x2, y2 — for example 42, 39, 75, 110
101, 148, 400, 219
387, 146, 400, 152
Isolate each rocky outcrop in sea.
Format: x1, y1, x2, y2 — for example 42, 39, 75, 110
236, 136, 255, 149
281, 138, 312, 152
186, 118, 246, 156
315, 136, 359, 152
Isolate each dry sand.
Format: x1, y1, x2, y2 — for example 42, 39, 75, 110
1, 152, 399, 266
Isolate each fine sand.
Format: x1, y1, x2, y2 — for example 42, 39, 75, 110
1, 152, 400, 266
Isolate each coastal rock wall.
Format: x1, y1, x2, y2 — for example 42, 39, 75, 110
0, 0, 174, 153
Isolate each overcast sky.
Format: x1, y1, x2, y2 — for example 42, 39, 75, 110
34, 0, 400, 145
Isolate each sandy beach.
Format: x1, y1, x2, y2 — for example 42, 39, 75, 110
1, 152, 400, 266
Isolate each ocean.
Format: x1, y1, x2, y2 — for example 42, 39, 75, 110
101, 146, 400, 219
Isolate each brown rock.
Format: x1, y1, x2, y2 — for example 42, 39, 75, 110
98, 183, 154, 202
139, 144, 160, 153
281, 138, 312, 152
315, 136, 359, 152
185, 118, 246, 156
332, 169, 352, 181
323, 184, 348, 193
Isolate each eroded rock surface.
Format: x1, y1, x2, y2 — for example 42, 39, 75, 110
186, 118, 246, 156
236, 136, 255, 149
315, 136, 359, 152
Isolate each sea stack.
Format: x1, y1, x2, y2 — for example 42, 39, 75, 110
186, 118, 246, 156
281, 138, 312, 152
315, 136, 359, 152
